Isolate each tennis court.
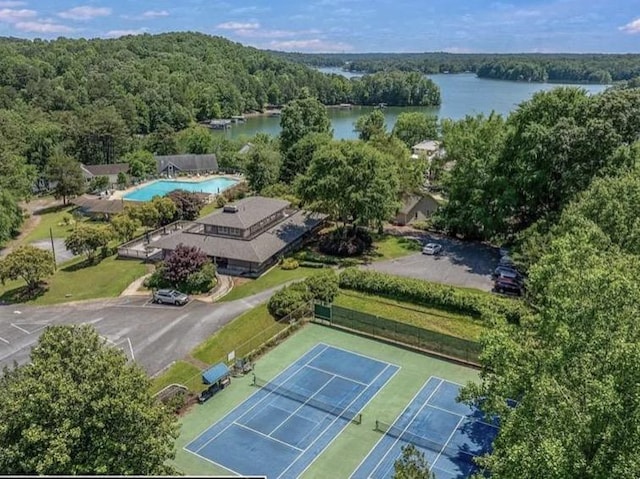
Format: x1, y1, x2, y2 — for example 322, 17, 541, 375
185, 343, 399, 478
351, 376, 498, 479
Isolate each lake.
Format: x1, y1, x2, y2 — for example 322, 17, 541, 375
214, 70, 609, 140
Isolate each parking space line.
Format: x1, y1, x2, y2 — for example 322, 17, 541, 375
11, 323, 31, 334
0, 336, 9, 344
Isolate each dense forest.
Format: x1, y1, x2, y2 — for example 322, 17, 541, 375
0, 32, 440, 245
276, 51, 640, 83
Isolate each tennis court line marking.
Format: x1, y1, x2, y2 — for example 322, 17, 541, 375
280, 362, 400, 479
318, 342, 402, 370
366, 378, 445, 479
187, 344, 330, 454
305, 364, 370, 387
349, 376, 441, 479
430, 375, 465, 387
268, 371, 340, 438
425, 403, 499, 430
233, 422, 304, 452
430, 415, 466, 472
185, 447, 242, 476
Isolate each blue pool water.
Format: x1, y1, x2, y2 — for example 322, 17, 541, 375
124, 177, 238, 202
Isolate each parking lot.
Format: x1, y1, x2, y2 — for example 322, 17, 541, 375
0, 289, 274, 375
367, 234, 499, 291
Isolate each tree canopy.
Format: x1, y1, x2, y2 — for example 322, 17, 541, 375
297, 140, 400, 228
0, 324, 177, 474
279, 51, 640, 83
279, 96, 332, 154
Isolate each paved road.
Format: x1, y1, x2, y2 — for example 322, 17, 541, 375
31, 238, 77, 264
366, 234, 499, 291
0, 288, 276, 376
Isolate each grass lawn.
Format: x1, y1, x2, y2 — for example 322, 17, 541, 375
22, 205, 77, 243
219, 265, 324, 302
192, 303, 288, 366
0, 255, 148, 305
198, 202, 219, 217
368, 234, 422, 261
151, 361, 203, 395
334, 291, 486, 341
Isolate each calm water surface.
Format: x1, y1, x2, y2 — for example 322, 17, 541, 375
215, 70, 608, 140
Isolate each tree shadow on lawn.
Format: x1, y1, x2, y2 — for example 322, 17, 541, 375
61, 257, 102, 272
32, 204, 70, 216
0, 283, 47, 304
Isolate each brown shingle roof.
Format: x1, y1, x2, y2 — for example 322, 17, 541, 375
155, 154, 218, 173
197, 196, 290, 230
81, 163, 129, 176
71, 195, 126, 215
151, 210, 326, 263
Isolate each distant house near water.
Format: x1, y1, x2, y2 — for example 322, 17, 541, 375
155, 154, 218, 176
411, 140, 444, 161
81, 163, 129, 188
150, 196, 326, 277
394, 193, 441, 226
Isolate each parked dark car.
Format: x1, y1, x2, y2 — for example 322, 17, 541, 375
152, 289, 189, 306
494, 277, 523, 296
492, 266, 523, 282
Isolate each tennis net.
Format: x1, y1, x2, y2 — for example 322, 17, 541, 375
375, 420, 476, 461
252, 375, 362, 424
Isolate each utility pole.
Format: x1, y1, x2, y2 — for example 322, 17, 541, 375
49, 227, 57, 271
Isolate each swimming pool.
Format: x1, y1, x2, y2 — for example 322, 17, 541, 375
124, 177, 239, 202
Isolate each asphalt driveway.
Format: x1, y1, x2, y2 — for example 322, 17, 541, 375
366, 234, 499, 291
0, 288, 276, 376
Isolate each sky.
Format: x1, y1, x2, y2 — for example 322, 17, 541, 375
0, 0, 639, 53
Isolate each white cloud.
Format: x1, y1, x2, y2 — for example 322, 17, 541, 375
268, 38, 352, 52
142, 10, 169, 18
0, 1, 26, 6
620, 18, 640, 34
58, 6, 111, 20
0, 8, 36, 23
216, 21, 260, 30
15, 21, 75, 33
106, 28, 148, 37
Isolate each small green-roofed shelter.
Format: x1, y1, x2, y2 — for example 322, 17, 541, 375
202, 362, 230, 385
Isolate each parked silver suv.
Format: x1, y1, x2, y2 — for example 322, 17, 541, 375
152, 289, 189, 306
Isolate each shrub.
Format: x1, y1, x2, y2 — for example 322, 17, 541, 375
338, 268, 529, 324
294, 250, 341, 265
144, 266, 170, 290
148, 245, 217, 294
412, 220, 432, 231
281, 258, 299, 270
215, 195, 227, 208
318, 227, 373, 257
267, 283, 312, 319
305, 269, 339, 303
183, 262, 217, 293
299, 261, 325, 269
340, 258, 361, 267
163, 244, 209, 285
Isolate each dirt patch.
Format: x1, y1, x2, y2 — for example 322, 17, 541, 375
232, 277, 252, 287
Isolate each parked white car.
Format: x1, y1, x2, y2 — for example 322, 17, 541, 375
422, 243, 443, 255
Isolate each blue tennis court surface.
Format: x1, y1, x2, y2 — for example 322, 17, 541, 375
186, 343, 399, 479
351, 376, 498, 479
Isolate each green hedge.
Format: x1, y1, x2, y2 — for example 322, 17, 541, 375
338, 268, 528, 324
294, 250, 341, 265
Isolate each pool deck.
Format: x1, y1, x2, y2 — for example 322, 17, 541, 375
110, 174, 243, 201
